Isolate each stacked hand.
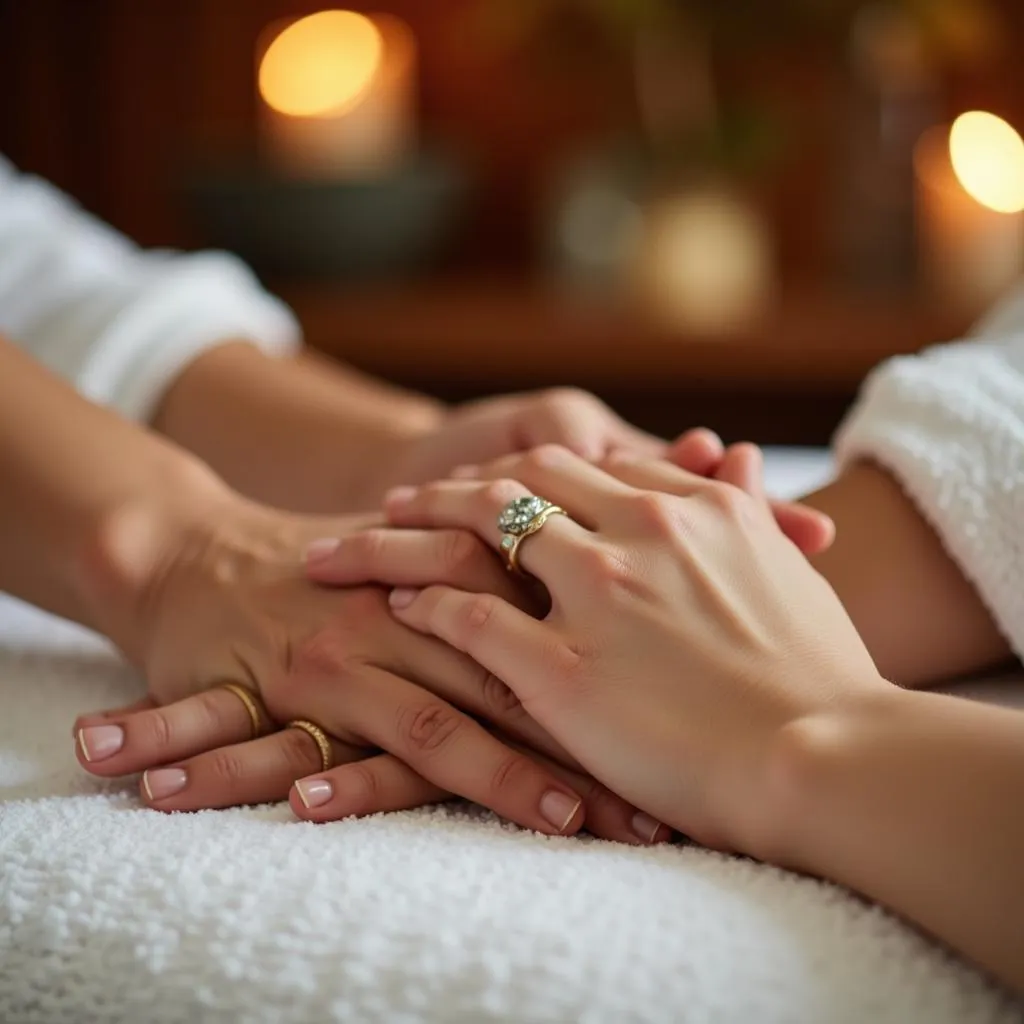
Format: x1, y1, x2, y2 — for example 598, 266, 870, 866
76, 428, 840, 851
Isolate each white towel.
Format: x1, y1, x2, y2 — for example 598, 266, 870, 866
1, 452, 1022, 1024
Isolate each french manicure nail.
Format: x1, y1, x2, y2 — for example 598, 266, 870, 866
632, 811, 663, 844
142, 768, 187, 801
388, 588, 418, 610
384, 486, 416, 507
295, 778, 333, 809
77, 725, 124, 762
306, 538, 340, 565
540, 790, 582, 833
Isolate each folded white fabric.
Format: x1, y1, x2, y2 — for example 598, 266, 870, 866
0, 155, 299, 422
2, 587, 1021, 1022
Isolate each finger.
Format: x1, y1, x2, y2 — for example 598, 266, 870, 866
384, 477, 589, 585
289, 752, 450, 823
389, 586, 565, 707
600, 449, 834, 556
447, 445, 636, 524
715, 442, 765, 498
305, 527, 527, 607
74, 686, 268, 776
716, 444, 835, 554
73, 696, 155, 737
307, 662, 584, 837
383, 613, 583, 772
667, 428, 725, 476
290, 736, 668, 846
598, 451, 719, 499
511, 741, 670, 846
768, 501, 835, 554
140, 729, 361, 812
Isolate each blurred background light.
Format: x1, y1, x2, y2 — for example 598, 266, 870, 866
949, 110, 1024, 214
258, 10, 382, 118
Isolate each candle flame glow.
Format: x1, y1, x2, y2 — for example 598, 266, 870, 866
949, 111, 1024, 215
259, 11, 382, 118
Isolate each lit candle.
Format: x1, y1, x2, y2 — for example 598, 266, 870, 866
632, 188, 774, 334
915, 111, 1024, 312
257, 9, 417, 178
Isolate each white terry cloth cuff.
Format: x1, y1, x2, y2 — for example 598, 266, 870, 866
834, 336, 1024, 661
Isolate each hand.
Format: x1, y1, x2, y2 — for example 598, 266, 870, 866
75, 490, 666, 844
665, 428, 835, 556
364, 388, 667, 505
374, 444, 887, 857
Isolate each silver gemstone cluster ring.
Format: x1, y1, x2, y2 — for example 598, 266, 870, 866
497, 496, 568, 575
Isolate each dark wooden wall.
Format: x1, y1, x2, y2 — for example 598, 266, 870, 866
1, 0, 1020, 274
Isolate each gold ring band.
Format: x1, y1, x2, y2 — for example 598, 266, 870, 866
501, 505, 568, 575
288, 719, 334, 773
217, 682, 264, 740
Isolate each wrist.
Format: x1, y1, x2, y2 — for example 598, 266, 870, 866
750, 682, 913, 872
75, 450, 238, 662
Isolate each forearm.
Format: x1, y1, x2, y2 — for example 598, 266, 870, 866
151, 341, 445, 513
771, 687, 1024, 993
802, 463, 1011, 687
0, 336, 225, 655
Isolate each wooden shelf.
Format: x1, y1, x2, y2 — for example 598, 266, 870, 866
279, 280, 974, 393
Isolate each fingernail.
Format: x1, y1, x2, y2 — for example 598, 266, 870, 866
295, 778, 333, 809
632, 811, 663, 844
142, 768, 187, 801
384, 486, 416, 507
450, 464, 479, 479
306, 538, 340, 565
388, 588, 418, 610
540, 790, 582, 833
77, 725, 124, 762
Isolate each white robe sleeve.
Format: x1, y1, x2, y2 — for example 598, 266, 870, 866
0, 155, 300, 422
834, 284, 1024, 660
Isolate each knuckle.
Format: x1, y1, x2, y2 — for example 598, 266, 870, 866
278, 726, 325, 778
489, 753, 534, 796
481, 671, 524, 720
581, 780, 624, 820
549, 639, 586, 684
481, 478, 523, 509
292, 628, 348, 678
208, 747, 247, 786
630, 492, 679, 535
578, 545, 634, 591
140, 708, 174, 752
339, 762, 379, 812
193, 688, 233, 732
352, 528, 390, 566
396, 702, 464, 755
437, 529, 480, 575
705, 482, 751, 520
523, 443, 571, 471
541, 386, 593, 412
458, 594, 496, 636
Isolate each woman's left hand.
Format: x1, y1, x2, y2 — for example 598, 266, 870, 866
373, 445, 888, 857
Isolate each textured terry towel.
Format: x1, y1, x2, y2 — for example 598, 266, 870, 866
2, 452, 1023, 1024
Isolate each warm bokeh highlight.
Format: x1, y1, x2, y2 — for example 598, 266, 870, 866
258, 10, 382, 118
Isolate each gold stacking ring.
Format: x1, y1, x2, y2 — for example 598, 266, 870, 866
288, 719, 334, 773
497, 496, 569, 576
217, 682, 265, 740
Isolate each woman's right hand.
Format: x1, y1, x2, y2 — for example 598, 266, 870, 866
373, 444, 887, 858
73, 488, 666, 844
